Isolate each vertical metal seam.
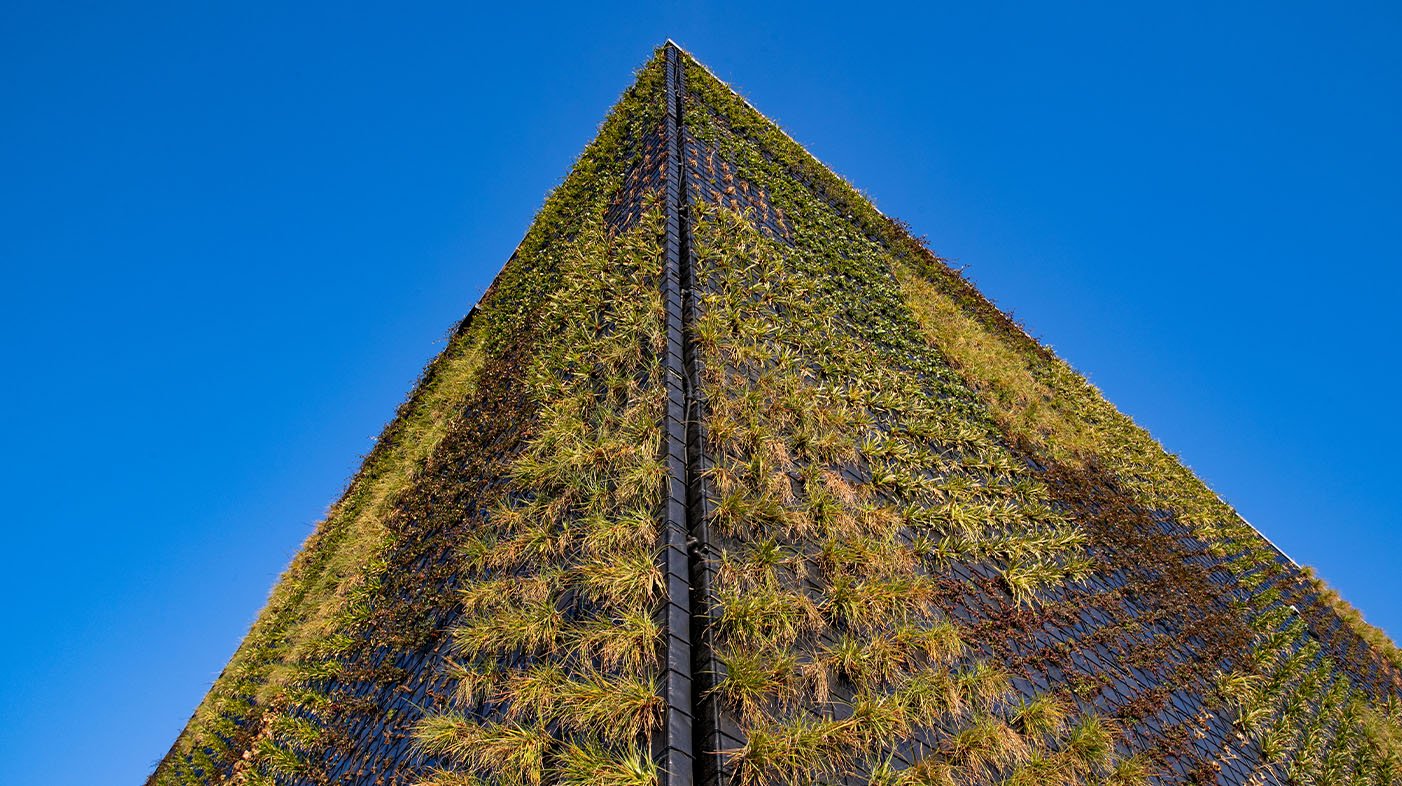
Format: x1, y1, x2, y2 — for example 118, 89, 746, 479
658, 42, 695, 786
674, 59, 731, 786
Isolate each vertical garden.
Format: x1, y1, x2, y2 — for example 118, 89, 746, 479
679, 48, 1400, 785
150, 44, 1399, 786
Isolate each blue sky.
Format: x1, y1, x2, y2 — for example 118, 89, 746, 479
1, 2, 1398, 783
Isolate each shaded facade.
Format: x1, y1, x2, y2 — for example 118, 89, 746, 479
150, 44, 1401, 786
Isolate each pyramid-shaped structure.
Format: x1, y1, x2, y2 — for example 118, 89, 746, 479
150, 43, 1401, 786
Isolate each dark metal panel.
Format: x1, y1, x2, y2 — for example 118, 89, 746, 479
655, 41, 696, 786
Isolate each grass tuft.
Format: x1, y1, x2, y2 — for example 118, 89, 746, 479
556, 742, 658, 786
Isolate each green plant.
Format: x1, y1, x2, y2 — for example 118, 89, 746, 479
153, 45, 678, 786
556, 741, 658, 786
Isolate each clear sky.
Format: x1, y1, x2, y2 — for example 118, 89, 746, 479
2, 2, 1398, 783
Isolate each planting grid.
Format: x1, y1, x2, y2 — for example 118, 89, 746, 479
150, 48, 680, 786
675, 47, 1400, 786
301, 121, 677, 786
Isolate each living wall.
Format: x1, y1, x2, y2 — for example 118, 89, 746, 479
680, 48, 1401, 785
688, 203, 1145, 786
149, 49, 671, 786
152, 43, 1400, 786
894, 232, 1402, 784
415, 199, 669, 786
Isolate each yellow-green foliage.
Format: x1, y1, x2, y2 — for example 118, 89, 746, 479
895, 250, 1402, 777
415, 203, 668, 786
154, 48, 673, 786
896, 263, 1247, 547
1303, 566, 1402, 673
693, 204, 1086, 600
154, 297, 493, 785
680, 43, 1399, 782
690, 204, 1124, 786
891, 268, 1100, 462
160, 42, 1400, 786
